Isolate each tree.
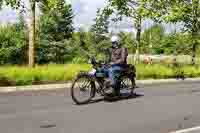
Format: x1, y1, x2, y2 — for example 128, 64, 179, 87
141, 24, 165, 54
0, 0, 37, 67
0, 16, 27, 64
90, 8, 109, 47
90, 8, 112, 58
0, 0, 75, 65
0, 0, 57, 67
40, 0, 74, 41
142, 0, 200, 64
101, 0, 151, 64
91, 8, 110, 37
38, 0, 74, 64
118, 32, 136, 53
29, 0, 36, 67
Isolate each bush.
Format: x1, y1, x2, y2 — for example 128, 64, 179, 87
0, 76, 15, 86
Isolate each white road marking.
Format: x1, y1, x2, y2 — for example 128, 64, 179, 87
170, 126, 200, 133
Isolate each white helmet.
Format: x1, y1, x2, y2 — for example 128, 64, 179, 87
111, 35, 119, 43
111, 35, 120, 48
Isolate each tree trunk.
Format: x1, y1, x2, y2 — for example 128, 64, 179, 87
192, 42, 197, 65
135, 15, 142, 64
191, 0, 199, 65
29, 0, 36, 68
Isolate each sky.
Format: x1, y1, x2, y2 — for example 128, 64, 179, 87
0, 7, 18, 24
0, 0, 108, 28
0, 0, 180, 33
70, 0, 107, 28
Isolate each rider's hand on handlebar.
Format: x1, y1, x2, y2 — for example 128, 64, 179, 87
98, 60, 105, 65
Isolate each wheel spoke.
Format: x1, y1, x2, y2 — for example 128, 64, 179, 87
120, 76, 134, 96
71, 76, 94, 104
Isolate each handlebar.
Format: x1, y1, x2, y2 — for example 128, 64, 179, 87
90, 57, 110, 68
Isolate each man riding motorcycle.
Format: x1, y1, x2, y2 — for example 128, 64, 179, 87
103, 35, 129, 96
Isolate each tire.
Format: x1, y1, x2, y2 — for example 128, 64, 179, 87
120, 74, 136, 97
71, 73, 96, 105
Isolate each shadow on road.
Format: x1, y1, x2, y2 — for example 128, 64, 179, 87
79, 93, 144, 105
104, 93, 144, 103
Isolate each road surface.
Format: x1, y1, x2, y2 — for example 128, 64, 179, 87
0, 81, 200, 133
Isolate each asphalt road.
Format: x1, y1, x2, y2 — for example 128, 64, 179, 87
0, 81, 200, 133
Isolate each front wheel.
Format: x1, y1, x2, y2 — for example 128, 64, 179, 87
71, 73, 95, 105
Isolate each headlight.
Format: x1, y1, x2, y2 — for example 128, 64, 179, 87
89, 69, 96, 75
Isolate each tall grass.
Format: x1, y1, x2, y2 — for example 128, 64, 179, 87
181, 66, 200, 77
0, 64, 91, 86
0, 63, 200, 86
136, 64, 174, 79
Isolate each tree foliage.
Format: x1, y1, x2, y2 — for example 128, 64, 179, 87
37, 0, 74, 64
0, 15, 27, 64
142, 0, 200, 32
40, 0, 74, 41
91, 8, 110, 35
1, 0, 200, 65
141, 0, 200, 64
141, 24, 165, 54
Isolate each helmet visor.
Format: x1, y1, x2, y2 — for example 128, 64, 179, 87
112, 41, 119, 48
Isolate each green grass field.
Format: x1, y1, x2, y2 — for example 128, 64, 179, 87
0, 63, 200, 86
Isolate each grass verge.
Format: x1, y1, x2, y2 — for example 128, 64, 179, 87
0, 63, 200, 86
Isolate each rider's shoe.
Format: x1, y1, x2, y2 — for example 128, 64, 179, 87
104, 93, 116, 97
113, 89, 121, 96
104, 93, 121, 100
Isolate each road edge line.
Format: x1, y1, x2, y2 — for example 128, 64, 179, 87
170, 126, 200, 133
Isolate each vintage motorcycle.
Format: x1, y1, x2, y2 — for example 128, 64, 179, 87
71, 57, 136, 105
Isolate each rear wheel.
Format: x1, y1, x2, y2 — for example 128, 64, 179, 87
71, 73, 95, 105
120, 75, 136, 97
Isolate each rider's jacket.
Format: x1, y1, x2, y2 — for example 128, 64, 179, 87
111, 47, 128, 65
